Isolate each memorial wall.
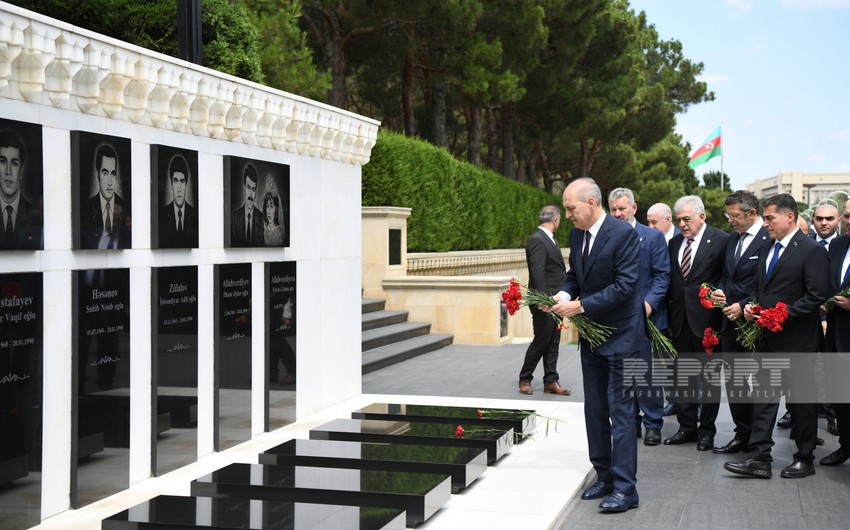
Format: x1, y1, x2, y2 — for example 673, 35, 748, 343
0, 3, 378, 527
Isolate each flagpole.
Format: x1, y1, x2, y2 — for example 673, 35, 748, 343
720, 124, 724, 191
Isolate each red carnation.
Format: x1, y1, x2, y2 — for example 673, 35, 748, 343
702, 327, 719, 354
455, 425, 464, 439
477, 409, 483, 418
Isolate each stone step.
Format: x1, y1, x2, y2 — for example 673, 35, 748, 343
362, 333, 454, 374
361, 298, 385, 314
361, 321, 431, 351
362, 309, 409, 331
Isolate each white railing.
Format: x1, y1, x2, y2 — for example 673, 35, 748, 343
0, 3, 379, 165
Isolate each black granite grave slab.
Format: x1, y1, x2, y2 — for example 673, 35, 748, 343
259, 438, 486, 493
309, 418, 513, 464
102, 494, 405, 530
190, 463, 449, 527
352, 403, 537, 440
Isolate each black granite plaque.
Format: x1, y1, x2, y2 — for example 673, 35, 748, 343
215, 264, 252, 450
0, 273, 43, 529
74, 268, 130, 507
352, 403, 537, 441
224, 156, 290, 248
0, 119, 44, 251
260, 438, 486, 493
102, 494, 406, 530
151, 145, 200, 249
310, 418, 513, 464
153, 266, 199, 475
71, 131, 132, 249
191, 463, 450, 526
266, 261, 296, 430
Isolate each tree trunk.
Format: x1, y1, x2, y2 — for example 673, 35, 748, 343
430, 79, 447, 148
486, 106, 499, 171
501, 102, 515, 179
465, 102, 482, 165
402, 24, 416, 136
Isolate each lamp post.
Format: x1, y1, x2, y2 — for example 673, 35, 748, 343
802, 182, 816, 209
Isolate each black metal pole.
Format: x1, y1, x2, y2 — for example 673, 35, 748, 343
177, 0, 203, 65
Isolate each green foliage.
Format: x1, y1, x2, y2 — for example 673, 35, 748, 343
245, 0, 331, 99
363, 131, 567, 251
13, 0, 265, 84
701, 170, 730, 191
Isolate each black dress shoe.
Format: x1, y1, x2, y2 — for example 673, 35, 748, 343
723, 458, 772, 478
776, 411, 793, 429
697, 435, 714, 451
581, 481, 614, 500
598, 492, 639, 512
827, 418, 840, 436
780, 461, 815, 478
644, 428, 661, 446
663, 430, 697, 445
819, 447, 850, 466
662, 403, 678, 416
713, 438, 748, 454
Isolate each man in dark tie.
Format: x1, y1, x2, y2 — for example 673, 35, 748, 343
608, 188, 670, 446
81, 143, 130, 249
709, 190, 768, 454
663, 196, 728, 450
0, 128, 42, 250
821, 198, 850, 466
548, 178, 642, 512
724, 193, 830, 479
158, 154, 199, 248
230, 163, 265, 247
517, 205, 570, 396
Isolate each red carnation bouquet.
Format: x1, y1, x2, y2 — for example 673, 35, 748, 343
702, 327, 719, 354
501, 278, 614, 350
699, 283, 727, 310
735, 301, 789, 351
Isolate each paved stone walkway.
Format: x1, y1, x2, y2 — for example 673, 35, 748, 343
363, 343, 850, 529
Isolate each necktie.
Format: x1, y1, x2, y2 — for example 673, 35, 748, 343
582, 231, 591, 266
5, 205, 12, 241
844, 262, 850, 285
247, 212, 252, 242
766, 242, 782, 280
680, 238, 694, 278
820, 239, 828, 249
105, 201, 112, 236
735, 233, 749, 263
178, 209, 183, 233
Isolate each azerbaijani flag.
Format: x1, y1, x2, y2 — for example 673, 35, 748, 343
688, 126, 722, 168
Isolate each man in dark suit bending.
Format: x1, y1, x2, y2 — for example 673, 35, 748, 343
723, 193, 830, 479
517, 205, 570, 396
548, 178, 642, 512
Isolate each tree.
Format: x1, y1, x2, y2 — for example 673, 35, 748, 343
701, 170, 730, 191
14, 0, 265, 83
245, 0, 331, 100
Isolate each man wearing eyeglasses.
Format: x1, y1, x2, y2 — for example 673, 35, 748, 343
709, 191, 768, 455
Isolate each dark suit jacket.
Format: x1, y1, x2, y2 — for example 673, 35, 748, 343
230, 205, 265, 247
526, 228, 567, 295
560, 214, 643, 356
159, 202, 199, 248
667, 225, 728, 339
749, 230, 830, 352
0, 197, 42, 250
825, 235, 850, 352
635, 221, 670, 330
80, 193, 131, 249
716, 225, 770, 333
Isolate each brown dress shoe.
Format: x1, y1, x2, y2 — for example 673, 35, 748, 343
519, 380, 533, 395
543, 381, 571, 395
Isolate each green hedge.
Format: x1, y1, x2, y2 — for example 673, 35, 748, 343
363, 131, 569, 252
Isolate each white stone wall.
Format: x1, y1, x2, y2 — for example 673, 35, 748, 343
0, 3, 378, 521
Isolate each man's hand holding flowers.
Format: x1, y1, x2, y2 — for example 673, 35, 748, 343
711, 288, 743, 321
546, 295, 584, 319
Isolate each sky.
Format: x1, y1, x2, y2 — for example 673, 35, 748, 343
629, 0, 850, 191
